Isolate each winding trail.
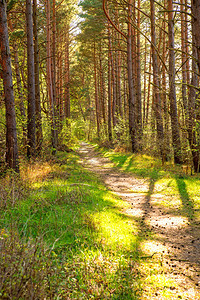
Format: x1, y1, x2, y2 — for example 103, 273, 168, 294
77, 142, 200, 299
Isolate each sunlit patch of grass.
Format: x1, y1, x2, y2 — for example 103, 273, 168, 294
21, 161, 53, 183
154, 178, 178, 194
94, 209, 138, 250
0, 150, 144, 298
151, 194, 182, 209
143, 273, 178, 299
103, 150, 163, 178
1, 146, 199, 298
101, 148, 200, 216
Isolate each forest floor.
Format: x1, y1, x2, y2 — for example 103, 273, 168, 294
78, 142, 200, 299
1, 141, 200, 299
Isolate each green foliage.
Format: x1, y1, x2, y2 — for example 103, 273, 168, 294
100, 147, 200, 215
0, 151, 142, 298
72, 119, 90, 140
6, 0, 18, 12
10, 29, 25, 40
58, 120, 78, 147
1, 146, 200, 298
113, 116, 130, 147
79, 0, 106, 38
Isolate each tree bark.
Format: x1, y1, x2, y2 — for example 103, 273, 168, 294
111, 28, 117, 127
99, 42, 106, 126
180, 0, 188, 118
108, 22, 112, 141
0, 0, 19, 172
26, 0, 36, 158
8, 19, 26, 143
64, 26, 70, 122
12, 42, 26, 146
33, 0, 43, 154
103, 0, 136, 151
150, 0, 165, 162
94, 41, 100, 137
191, 0, 200, 71
52, 0, 57, 131
127, 0, 136, 152
135, 0, 142, 150
46, 0, 57, 152
168, 0, 182, 164
189, 3, 200, 172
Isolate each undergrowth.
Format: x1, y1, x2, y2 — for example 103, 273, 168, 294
1, 145, 199, 299
0, 151, 142, 299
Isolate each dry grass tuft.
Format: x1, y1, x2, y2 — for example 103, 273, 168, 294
0, 172, 28, 209
0, 229, 56, 299
21, 161, 53, 184
114, 144, 131, 153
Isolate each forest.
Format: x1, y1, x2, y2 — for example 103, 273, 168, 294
0, 0, 200, 299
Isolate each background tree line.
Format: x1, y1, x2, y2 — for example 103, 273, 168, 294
0, 0, 76, 172
0, 0, 200, 173
74, 0, 200, 172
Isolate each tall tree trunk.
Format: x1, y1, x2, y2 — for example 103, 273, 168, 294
52, 0, 57, 133
146, 53, 152, 125
143, 36, 147, 126
33, 0, 43, 154
115, 11, 122, 118
0, 0, 19, 172
99, 42, 106, 126
46, 0, 57, 152
108, 22, 112, 141
180, 0, 188, 118
94, 41, 100, 137
191, 0, 200, 72
185, 0, 190, 87
26, 0, 36, 158
8, 19, 26, 145
57, 29, 64, 129
136, 0, 142, 149
12, 42, 26, 146
189, 2, 200, 172
116, 48, 122, 118
127, 0, 136, 152
64, 26, 70, 123
168, 0, 182, 164
162, 0, 170, 159
150, 0, 165, 162
111, 28, 117, 127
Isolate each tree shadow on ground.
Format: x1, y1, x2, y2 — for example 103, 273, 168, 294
107, 153, 200, 296
175, 177, 195, 221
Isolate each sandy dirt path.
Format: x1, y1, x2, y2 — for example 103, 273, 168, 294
77, 142, 200, 299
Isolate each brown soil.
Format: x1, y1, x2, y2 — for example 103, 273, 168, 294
78, 142, 200, 299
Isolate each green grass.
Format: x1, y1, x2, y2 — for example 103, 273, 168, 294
99, 147, 200, 222
1, 147, 200, 299
0, 151, 142, 299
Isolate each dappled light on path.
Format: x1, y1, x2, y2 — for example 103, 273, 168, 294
78, 142, 200, 299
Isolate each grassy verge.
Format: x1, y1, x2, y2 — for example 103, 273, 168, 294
1, 147, 199, 299
0, 151, 142, 299
98, 147, 200, 221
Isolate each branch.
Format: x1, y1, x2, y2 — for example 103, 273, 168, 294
55, 0, 65, 11
102, 0, 127, 39
129, 20, 168, 72
103, 0, 167, 71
